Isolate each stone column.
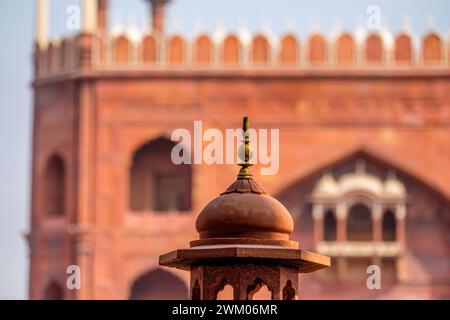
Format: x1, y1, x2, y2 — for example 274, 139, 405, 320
335, 203, 347, 281
395, 204, 407, 247
372, 203, 383, 242
336, 203, 347, 242
312, 204, 324, 245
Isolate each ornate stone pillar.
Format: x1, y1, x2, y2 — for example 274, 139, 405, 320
372, 203, 383, 242
395, 204, 407, 247
312, 204, 324, 245
335, 203, 347, 281
336, 203, 347, 242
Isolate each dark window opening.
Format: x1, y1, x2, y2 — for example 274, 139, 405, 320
382, 210, 397, 241
324, 210, 337, 241
347, 203, 373, 241
129, 138, 192, 212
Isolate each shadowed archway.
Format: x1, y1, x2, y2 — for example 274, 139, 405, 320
129, 268, 189, 300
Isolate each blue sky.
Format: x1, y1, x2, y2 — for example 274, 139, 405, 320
0, 0, 449, 300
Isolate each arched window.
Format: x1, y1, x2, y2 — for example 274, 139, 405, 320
43, 155, 66, 217
347, 203, 372, 241
43, 281, 64, 300
129, 268, 189, 300
382, 210, 397, 241
324, 210, 337, 241
129, 138, 192, 212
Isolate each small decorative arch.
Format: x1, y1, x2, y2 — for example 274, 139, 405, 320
395, 33, 413, 64
422, 32, 442, 64
142, 35, 158, 63
308, 33, 327, 64
335, 33, 355, 64
347, 203, 373, 241
382, 210, 397, 241
129, 268, 189, 300
167, 35, 186, 65
282, 280, 296, 300
213, 278, 234, 300
43, 280, 64, 300
247, 278, 272, 300
365, 34, 383, 63
113, 35, 131, 63
221, 35, 241, 66
251, 34, 270, 64
43, 154, 66, 217
279, 34, 299, 65
193, 34, 213, 65
324, 210, 337, 241
192, 279, 201, 300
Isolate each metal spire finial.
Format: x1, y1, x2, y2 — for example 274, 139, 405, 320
237, 116, 253, 180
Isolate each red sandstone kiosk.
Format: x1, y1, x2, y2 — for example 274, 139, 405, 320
160, 118, 330, 300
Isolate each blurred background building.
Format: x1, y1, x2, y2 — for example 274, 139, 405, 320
28, 0, 450, 299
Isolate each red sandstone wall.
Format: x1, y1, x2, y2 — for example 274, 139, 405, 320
30, 32, 450, 299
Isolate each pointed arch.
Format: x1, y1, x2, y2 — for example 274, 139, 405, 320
142, 35, 158, 63
279, 34, 299, 65
193, 34, 213, 65
221, 35, 241, 66
308, 33, 327, 64
365, 34, 383, 63
251, 34, 270, 64
395, 33, 413, 64
335, 33, 355, 64
113, 35, 131, 63
422, 32, 442, 64
43, 154, 66, 217
167, 35, 186, 65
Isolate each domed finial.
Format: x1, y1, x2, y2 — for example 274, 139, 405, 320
237, 116, 253, 180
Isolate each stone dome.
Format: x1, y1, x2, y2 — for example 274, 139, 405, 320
195, 178, 295, 244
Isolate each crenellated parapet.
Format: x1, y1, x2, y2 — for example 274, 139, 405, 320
34, 30, 450, 79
